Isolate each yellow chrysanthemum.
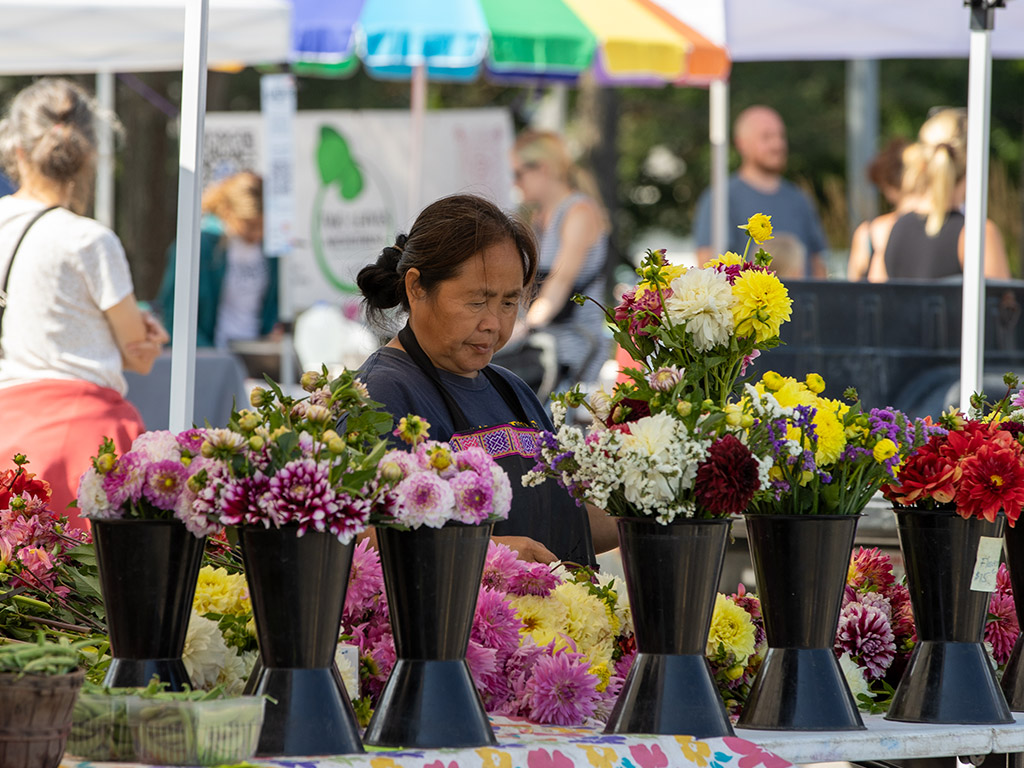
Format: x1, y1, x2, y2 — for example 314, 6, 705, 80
193, 566, 251, 616
706, 594, 756, 663
759, 370, 785, 392
552, 582, 615, 665
731, 270, 792, 343
762, 376, 815, 409
873, 438, 898, 462
739, 213, 774, 244
812, 398, 847, 466
510, 594, 568, 640
705, 251, 745, 269
805, 373, 826, 394
634, 264, 688, 299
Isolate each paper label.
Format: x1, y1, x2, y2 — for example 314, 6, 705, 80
971, 536, 1003, 592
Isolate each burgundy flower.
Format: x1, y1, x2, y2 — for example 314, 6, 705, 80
694, 434, 759, 517
835, 602, 895, 679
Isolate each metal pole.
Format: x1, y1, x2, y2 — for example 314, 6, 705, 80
845, 59, 879, 240
959, 0, 997, 413
408, 63, 427, 217
95, 71, 115, 229
169, 0, 210, 432
710, 78, 729, 258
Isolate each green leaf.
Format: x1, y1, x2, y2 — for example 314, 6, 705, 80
316, 126, 364, 201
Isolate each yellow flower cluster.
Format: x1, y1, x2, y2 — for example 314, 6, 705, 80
732, 269, 793, 343
756, 373, 848, 467
706, 594, 756, 663
192, 566, 251, 617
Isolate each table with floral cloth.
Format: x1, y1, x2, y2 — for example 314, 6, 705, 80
61, 713, 1024, 768
60, 716, 792, 768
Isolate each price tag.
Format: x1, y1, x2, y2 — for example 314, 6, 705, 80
970, 536, 1003, 592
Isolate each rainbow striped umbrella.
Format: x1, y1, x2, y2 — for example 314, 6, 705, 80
290, 0, 728, 85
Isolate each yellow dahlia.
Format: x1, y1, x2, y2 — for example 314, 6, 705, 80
812, 398, 847, 466
706, 593, 756, 663
193, 566, 251, 616
731, 270, 792, 343
739, 213, 774, 244
705, 251, 745, 269
635, 264, 688, 299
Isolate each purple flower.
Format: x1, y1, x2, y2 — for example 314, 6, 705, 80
390, 472, 454, 528
323, 492, 371, 543
835, 602, 895, 679
175, 428, 206, 454
525, 647, 601, 725
453, 447, 494, 476
102, 451, 146, 508
472, 587, 523, 657
449, 470, 494, 524
216, 472, 269, 527
345, 538, 385, 617
265, 458, 338, 529
142, 460, 189, 511
482, 541, 527, 591
465, 639, 499, 694
507, 563, 561, 597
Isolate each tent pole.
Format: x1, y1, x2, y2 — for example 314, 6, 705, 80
709, 78, 729, 258
95, 71, 115, 229
845, 59, 879, 241
408, 63, 427, 217
169, 0, 210, 432
960, 0, 997, 413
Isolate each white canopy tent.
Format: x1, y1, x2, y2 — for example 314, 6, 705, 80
669, 0, 1024, 413
0, 0, 291, 431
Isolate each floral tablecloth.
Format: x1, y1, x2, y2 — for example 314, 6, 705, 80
61, 716, 793, 768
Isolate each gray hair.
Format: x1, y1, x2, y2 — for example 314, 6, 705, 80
0, 78, 119, 185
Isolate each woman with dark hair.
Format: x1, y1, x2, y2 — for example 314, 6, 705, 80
356, 194, 616, 565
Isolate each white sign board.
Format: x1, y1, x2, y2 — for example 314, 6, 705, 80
204, 109, 516, 318
260, 74, 297, 256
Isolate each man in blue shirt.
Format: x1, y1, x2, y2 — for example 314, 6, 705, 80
0, 173, 14, 197
694, 105, 828, 278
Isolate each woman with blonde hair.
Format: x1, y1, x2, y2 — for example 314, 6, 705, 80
869, 108, 1009, 281
511, 130, 610, 390
158, 170, 280, 348
0, 78, 167, 528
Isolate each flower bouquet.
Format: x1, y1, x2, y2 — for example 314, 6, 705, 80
603, 214, 792, 406
734, 372, 935, 730
879, 378, 1024, 724
75, 432, 215, 690
185, 366, 395, 757
361, 419, 516, 749
706, 585, 766, 719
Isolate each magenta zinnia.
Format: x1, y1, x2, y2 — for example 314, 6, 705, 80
694, 434, 759, 516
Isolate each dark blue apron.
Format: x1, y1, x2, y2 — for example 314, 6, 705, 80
398, 324, 596, 567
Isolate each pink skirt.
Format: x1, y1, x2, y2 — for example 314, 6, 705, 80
0, 379, 145, 532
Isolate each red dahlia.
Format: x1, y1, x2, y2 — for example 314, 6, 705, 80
694, 434, 759, 517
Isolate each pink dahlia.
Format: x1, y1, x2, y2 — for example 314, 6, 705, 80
507, 563, 560, 597
835, 602, 896, 679
132, 430, 182, 462
465, 640, 499, 697
482, 541, 526, 591
101, 451, 146, 508
218, 472, 270, 527
449, 470, 494, 524
345, 538, 385, 616
887, 583, 916, 642
525, 647, 601, 726
322, 492, 371, 542
391, 472, 454, 528
142, 460, 189, 511
996, 562, 1014, 597
266, 458, 337, 528
848, 547, 896, 591
471, 587, 523, 656
175, 428, 206, 454
452, 447, 493, 477
986, 590, 1020, 666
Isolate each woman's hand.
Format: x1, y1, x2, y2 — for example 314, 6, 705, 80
493, 535, 557, 564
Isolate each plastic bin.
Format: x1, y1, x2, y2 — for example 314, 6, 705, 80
127, 696, 265, 766
66, 691, 136, 762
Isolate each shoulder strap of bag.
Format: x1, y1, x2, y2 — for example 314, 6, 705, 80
0, 205, 59, 335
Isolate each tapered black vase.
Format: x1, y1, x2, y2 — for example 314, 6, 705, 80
363, 522, 495, 749
240, 525, 363, 756
93, 519, 204, 691
605, 516, 733, 737
1001, 522, 1024, 709
886, 508, 1011, 723
738, 514, 864, 731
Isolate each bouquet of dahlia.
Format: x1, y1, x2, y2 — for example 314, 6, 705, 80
881, 376, 1024, 526
343, 537, 633, 726
186, 367, 394, 542
706, 584, 766, 717
603, 214, 792, 406
77, 430, 213, 537
372, 417, 512, 529
742, 372, 939, 516
525, 387, 770, 523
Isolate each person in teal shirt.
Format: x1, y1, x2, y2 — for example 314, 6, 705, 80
158, 171, 280, 348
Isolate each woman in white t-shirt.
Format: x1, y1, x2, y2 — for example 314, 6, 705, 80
0, 78, 167, 530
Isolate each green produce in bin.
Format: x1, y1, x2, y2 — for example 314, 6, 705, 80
66, 686, 137, 761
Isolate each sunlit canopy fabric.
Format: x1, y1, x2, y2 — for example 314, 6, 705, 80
0, 0, 291, 74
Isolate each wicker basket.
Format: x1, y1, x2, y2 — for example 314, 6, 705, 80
0, 669, 85, 768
